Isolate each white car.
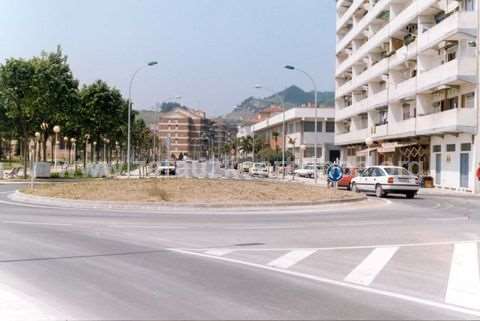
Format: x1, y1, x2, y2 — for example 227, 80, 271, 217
158, 160, 176, 176
295, 165, 315, 178
249, 163, 269, 177
351, 166, 419, 199
240, 161, 254, 173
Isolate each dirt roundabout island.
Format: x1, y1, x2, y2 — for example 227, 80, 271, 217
23, 178, 364, 206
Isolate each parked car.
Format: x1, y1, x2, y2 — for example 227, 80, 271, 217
158, 160, 176, 175
294, 165, 315, 178
337, 168, 353, 190
249, 163, 269, 177
240, 161, 254, 173
350, 166, 419, 198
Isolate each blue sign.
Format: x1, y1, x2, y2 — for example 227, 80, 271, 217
328, 165, 344, 182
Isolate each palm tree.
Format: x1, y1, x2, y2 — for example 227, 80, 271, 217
272, 131, 280, 151
240, 136, 253, 159
288, 137, 296, 162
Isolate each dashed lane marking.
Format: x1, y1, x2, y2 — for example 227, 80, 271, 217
267, 249, 318, 269
446, 242, 480, 310
344, 247, 399, 286
169, 248, 480, 317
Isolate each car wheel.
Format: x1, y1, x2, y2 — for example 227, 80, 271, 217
346, 184, 351, 191
351, 183, 359, 193
375, 185, 385, 198
406, 192, 416, 199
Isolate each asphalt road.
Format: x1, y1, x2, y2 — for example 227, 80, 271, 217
0, 182, 479, 320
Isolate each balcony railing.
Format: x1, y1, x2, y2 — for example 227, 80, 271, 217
416, 108, 476, 135
335, 128, 369, 145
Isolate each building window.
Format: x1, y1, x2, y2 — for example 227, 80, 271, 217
303, 121, 322, 132
304, 147, 322, 158
442, 97, 458, 112
446, 144, 456, 152
325, 121, 335, 133
463, 0, 475, 11
461, 143, 472, 152
462, 93, 475, 108
402, 104, 411, 120
433, 145, 442, 153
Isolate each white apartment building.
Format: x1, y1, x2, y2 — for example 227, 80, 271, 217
335, 0, 480, 193
238, 107, 340, 165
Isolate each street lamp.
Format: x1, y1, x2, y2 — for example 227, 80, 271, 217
63, 136, 68, 165
53, 125, 61, 168
70, 138, 77, 167
40, 122, 49, 162
255, 85, 287, 179
93, 141, 97, 163
32, 132, 41, 189
285, 65, 319, 184
127, 61, 158, 178
84, 134, 90, 168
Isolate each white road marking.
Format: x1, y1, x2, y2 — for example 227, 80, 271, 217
205, 249, 235, 256
344, 247, 399, 286
445, 242, 480, 310
268, 249, 317, 269
170, 249, 480, 317
179, 239, 480, 252
2, 221, 72, 227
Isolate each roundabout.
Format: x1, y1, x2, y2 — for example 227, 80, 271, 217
15, 178, 365, 212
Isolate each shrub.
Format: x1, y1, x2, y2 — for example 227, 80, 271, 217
50, 173, 60, 179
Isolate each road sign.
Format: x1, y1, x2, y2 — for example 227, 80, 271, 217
328, 165, 344, 182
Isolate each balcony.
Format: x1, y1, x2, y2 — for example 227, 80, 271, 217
371, 124, 388, 139
418, 11, 477, 52
336, 98, 369, 121
390, 77, 416, 102
416, 108, 477, 135
417, 58, 476, 93
388, 118, 416, 138
335, 128, 369, 145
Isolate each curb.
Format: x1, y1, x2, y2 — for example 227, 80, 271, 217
10, 190, 367, 211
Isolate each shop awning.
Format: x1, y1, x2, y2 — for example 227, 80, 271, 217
356, 148, 376, 157
378, 142, 419, 154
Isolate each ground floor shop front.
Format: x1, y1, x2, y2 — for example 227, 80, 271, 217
340, 134, 480, 193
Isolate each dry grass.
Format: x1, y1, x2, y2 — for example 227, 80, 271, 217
24, 178, 361, 205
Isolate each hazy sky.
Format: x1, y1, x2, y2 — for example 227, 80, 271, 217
0, 0, 336, 116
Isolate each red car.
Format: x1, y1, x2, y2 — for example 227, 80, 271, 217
337, 168, 360, 190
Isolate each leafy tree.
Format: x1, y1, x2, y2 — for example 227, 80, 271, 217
31, 46, 80, 161
0, 58, 37, 177
79, 80, 128, 161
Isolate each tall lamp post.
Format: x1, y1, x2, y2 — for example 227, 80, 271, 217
127, 61, 158, 178
84, 134, 90, 168
285, 65, 319, 184
255, 85, 287, 179
63, 136, 68, 165
53, 126, 61, 168
71, 138, 77, 168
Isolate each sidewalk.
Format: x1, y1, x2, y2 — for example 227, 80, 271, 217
418, 188, 480, 198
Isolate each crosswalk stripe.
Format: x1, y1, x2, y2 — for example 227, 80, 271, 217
445, 242, 480, 310
267, 250, 317, 269
205, 249, 234, 256
344, 247, 398, 286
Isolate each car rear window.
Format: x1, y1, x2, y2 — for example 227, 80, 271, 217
384, 168, 412, 176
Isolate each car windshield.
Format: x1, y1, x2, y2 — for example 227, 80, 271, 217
255, 163, 266, 168
161, 161, 173, 166
384, 167, 412, 176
